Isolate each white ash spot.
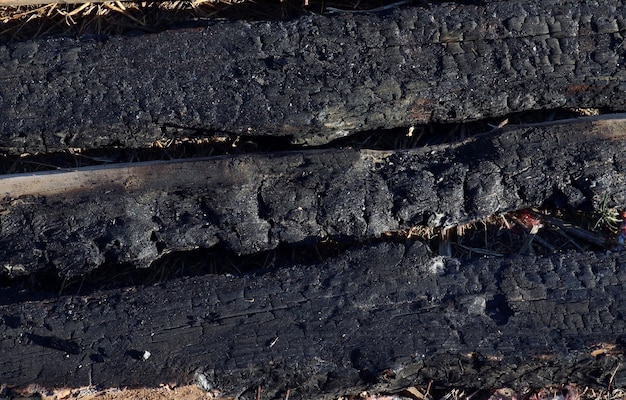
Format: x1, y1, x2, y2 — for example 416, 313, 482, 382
429, 257, 445, 274
467, 296, 486, 315
195, 371, 213, 392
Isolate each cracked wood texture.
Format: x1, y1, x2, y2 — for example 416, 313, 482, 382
2, 114, 626, 278
1, 0, 626, 153
1, 242, 626, 399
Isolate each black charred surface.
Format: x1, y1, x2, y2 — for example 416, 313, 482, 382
1, 0, 626, 394
1, 115, 624, 278
1, 0, 625, 153
1, 242, 626, 398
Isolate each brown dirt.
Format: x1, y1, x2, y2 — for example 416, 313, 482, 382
37, 384, 227, 400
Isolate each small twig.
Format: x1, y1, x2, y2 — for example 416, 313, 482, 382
326, 0, 411, 13
76, 274, 87, 296
552, 227, 587, 253
518, 224, 540, 255
525, 229, 555, 252
456, 244, 504, 257
17, 159, 63, 170
487, 118, 509, 131
438, 228, 451, 257
608, 362, 622, 391
426, 381, 433, 398
313, 243, 324, 263
542, 214, 609, 248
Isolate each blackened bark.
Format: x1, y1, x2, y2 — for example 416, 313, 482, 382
1, 242, 625, 398
1, 114, 625, 277
0, 0, 625, 153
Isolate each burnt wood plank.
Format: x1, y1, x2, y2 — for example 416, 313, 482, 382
1, 242, 626, 398
1, 0, 626, 153
1, 114, 626, 277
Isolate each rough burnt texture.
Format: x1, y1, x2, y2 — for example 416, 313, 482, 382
1, 0, 626, 153
1, 242, 626, 399
1, 115, 625, 278
2, 0, 626, 395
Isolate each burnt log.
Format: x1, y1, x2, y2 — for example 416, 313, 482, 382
1, 114, 625, 277
1, 242, 626, 398
1, 0, 626, 153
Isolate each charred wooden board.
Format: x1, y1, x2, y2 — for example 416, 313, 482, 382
1, 242, 626, 398
1, 0, 626, 153
1, 114, 626, 278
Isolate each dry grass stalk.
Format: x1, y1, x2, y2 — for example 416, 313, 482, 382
540, 214, 609, 249
0, 0, 251, 40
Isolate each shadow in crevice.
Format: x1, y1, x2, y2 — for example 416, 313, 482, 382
0, 237, 391, 305
26, 333, 81, 355
0, 133, 295, 175
322, 108, 599, 151
485, 294, 514, 325
0, 108, 597, 176
0, 203, 617, 306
